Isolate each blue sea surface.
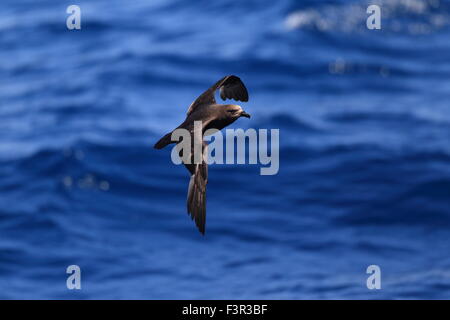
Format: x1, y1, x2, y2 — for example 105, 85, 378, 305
1, 0, 450, 299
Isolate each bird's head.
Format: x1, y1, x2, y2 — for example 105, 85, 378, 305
223, 104, 251, 120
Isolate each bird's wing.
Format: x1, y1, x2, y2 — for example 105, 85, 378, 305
186, 75, 249, 116
185, 141, 208, 234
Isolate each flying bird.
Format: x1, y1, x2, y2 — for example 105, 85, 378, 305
154, 75, 250, 235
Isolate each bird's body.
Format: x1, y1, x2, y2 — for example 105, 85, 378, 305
154, 75, 250, 234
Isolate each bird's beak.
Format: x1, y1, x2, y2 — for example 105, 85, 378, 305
240, 111, 251, 118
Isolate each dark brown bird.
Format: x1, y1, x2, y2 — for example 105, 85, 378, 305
154, 75, 250, 234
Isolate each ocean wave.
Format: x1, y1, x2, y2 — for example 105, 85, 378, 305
285, 0, 450, 35
1, 0, 450, 299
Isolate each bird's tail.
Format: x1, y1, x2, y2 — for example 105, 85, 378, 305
154, 132, 173, 149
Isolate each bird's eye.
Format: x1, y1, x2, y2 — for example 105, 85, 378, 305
228, 109, 237, 113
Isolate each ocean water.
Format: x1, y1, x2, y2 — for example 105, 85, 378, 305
1, 0, 450, 299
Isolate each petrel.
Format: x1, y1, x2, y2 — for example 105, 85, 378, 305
154, 75, 250, 234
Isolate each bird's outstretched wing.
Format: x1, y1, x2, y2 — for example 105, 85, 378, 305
187, 75, 249, 116
184, 141, 208, 234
